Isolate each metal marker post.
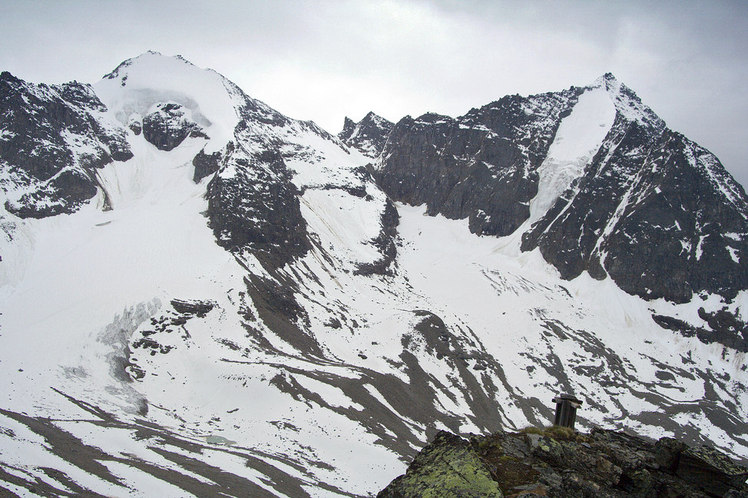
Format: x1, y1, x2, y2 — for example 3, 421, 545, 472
552, 394, 583, 429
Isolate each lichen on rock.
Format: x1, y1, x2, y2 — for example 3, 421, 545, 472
378, 427, 748, 497
377, 431, 503, 497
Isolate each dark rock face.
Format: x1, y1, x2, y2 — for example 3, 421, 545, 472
192, 144, 227, 182
338, 111, 394, 158
354, 197, 399, 276
128, 117, 142, 135
142, 102, 207, 151
652, 306, 748, 352
379, 428, 748, 497
522, 126, 748, 306
129, 299, 217, 362
521, 115, 664, 283
206, 149, 310, 270
677, 445, 748, 496
377, 90, 580, 237
170, 298, 216, 317
0, 71, 132, 218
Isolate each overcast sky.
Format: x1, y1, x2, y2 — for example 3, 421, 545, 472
2, 0, 747, 186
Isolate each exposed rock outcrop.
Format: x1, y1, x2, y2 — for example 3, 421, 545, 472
206, 149, 310, 270
142, 101, 207, 151
0, 71, 132, 217
379, 428, 748, 497
521, 126, 748, 306
192, 144, 227, 182
377, 90, 580, 237
353, 197, 399, 276
378, 431, 503, 497
339, 111, 394, 158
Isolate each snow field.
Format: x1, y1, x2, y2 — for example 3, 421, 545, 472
393, 203, 745, 455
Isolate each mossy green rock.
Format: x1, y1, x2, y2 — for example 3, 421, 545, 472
378, 431, 503, 497
527, 433, 565, 466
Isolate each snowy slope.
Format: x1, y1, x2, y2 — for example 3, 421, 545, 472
0, 53, 402, 496
0, 54, 746, 497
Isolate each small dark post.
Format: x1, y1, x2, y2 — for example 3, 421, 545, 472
552, 394, 583, 429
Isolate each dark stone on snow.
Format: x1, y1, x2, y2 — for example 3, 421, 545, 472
354, 198, 399, 276
170, 299, 216, 318
206, 149, 310, 270
129, 119, 142, 135
244, 273, 321, 357
653, 309, 748, 352
192, 144, 227, 182
142, 102, 206, 151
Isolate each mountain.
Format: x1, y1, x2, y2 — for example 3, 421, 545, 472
376, 74, 748, 320
0, 53, 746, 496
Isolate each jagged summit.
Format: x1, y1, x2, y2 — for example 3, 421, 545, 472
586, 72, 665, 130
589, 71, 621, 88
338, 110, 394, 158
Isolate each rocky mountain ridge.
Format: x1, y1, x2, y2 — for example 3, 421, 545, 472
0, 71, 132, 217
342, 74, 748, 350
338, 111, 394, 158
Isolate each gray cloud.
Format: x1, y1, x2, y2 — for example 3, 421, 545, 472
1, 0, 746, 186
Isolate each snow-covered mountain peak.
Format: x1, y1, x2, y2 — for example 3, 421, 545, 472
95, 52, 242, 152
591, 71, 618, 86
101, 50, 202, 83
586, 72, 665, 131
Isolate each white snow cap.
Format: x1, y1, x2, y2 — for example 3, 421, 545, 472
94, 51, 243, 153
